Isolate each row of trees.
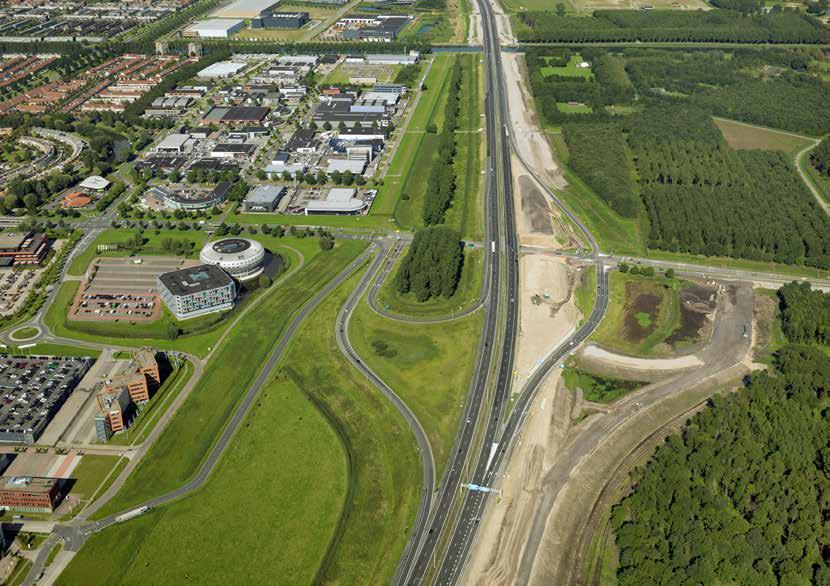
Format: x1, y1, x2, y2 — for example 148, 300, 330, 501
516, 10, 828, 44
422, 60, 463, 226
809, 138, 830, 177
394, 226, 463, 301
778, 281, 830, 344
613, 344, 830, 585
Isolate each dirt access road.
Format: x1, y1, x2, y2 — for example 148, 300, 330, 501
465, 281, 756, 585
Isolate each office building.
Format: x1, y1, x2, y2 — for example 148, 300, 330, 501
0, 477, 61, 513
199, 238, 266, 281
251, 11, 309, 29
158, 264, 236, 319
0, 232, 49, 266
95, 384, 132, 441
243, 185, 286, 212
305, 188, 366, 215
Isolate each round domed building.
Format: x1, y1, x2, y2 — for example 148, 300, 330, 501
199, 238, 265, 282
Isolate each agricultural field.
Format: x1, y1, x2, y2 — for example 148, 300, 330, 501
592, 271, 716, 357
714, 118, 815, 157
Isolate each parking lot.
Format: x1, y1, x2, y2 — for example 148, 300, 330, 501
0, 355, 94, 445
70, 256, 197, 323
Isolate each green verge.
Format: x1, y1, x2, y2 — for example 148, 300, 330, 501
1, 343, 101, 358
591, 272, 685, 357
389, 55, 454, 228
69, 456, 122, 499
90, 240, 367, 520
574, 264, 597, 326
348, 298, 483, 476
375, 246, 484, 319
7, 559, 32, 586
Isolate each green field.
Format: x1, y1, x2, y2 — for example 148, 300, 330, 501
542, 55, 593, 78
558, 102, 593, 113
69, 456, 122, 502
91, 240, 367, 520
375, 247, 484, 319
60, 263, 419, 586
592, 272, 688, 357
714, 117, 814, 157
348, 298, 483, 475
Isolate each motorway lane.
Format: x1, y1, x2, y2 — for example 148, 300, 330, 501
333, 239, 436, 584
22, 244, 377, 586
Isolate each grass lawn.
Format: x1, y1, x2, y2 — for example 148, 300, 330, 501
7, 558, 32, 586
557, 102, 593, 114
574, 265, 597, 326
2, 343, 101, 358
228, 211, 395, 230
562, 367, 646, 403
348, 295, 482, 476
9, 326, 39, 340
542, 55, 593, 79
61, 263, 419, 586
592, 272, 686, 357
67, 229, 209, 277
90, 240, 367, 520
69, 456, 122, 499
753, 288, 787, 364
714, 117, 814, 157
375, 246, 484, 319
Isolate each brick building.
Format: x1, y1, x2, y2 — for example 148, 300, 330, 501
0, 476, 62, 513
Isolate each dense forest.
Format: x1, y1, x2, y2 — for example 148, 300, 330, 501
561, 122, 639, 217
629, 105, 830, 267
778, 281, 830, 344
394, 227, 463, 301
525, 47, 830, 267
516, 9, 829, 44
613, 344, 830, 586
811, 139, 830, 177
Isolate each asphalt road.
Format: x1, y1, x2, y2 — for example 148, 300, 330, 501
333, 239, 436, 584
21, 245, 376, 586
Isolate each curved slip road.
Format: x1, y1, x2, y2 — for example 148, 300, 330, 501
334, 239, 436, 584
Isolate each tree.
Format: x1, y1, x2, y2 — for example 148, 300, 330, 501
665, 268, 675, 279
556, 2, 566, 16
258, 275, 272, 288
319, 234, 335, 251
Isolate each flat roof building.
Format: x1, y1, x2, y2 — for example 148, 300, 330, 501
252, 11, 310, 29
0, 476, 62, 513
305, 188, 366, 215
204, 105, 270, 124
243, 185, 286, 212
366, 52, 420, 65
155, 133, 192, 154
198, 61, 247, 79
95, 384, 132, 441
326, 158, 367, 175
0, 232, 49, 266
158, 264, 236, 320
283, 128, 319, 154
213, 0, 280, 18
186, 18, 246, 38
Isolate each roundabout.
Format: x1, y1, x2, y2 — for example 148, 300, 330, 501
9, 325, 41, 342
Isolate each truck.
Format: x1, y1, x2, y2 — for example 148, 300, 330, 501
115, 505, 150, 523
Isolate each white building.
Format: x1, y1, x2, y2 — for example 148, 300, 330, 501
305, 188, 366, 215
197, 61, 247, 79
326, 158, 367, 175
185, 18, 246, 39
365, 52, 420, 66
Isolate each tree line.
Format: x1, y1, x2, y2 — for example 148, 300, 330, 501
809, 138, 830, 177
394, 226, 463, 301
612, 344, 830, 585
778, 281, 830, 344
423, 59, 463, 226
516, 9, 829, 44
